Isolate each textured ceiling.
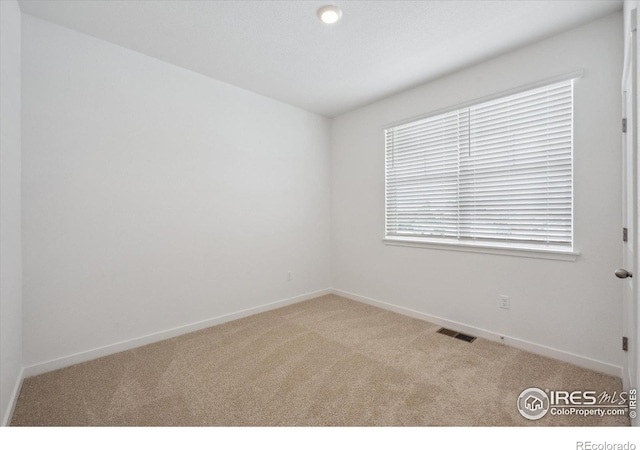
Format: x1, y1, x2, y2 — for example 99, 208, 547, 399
19, 0, 622, 117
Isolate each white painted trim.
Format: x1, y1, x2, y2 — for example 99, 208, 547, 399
23, 288, 332, 378
331, 288, 622, 378
2, 367, 24, 427
384, 69, 585, 129
19, 286, 622, 391
383, 237, 580, 261
623, 366, 631, 393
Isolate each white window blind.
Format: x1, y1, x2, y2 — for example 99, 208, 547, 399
385, 79, 573, 250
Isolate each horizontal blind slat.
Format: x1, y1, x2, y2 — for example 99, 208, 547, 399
385, 79, 572, 247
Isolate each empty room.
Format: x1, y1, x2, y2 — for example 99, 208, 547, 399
1, 0, 639, 445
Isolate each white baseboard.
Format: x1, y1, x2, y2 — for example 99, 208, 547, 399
2, 367, 24, 427
18, 286, 624, 385
23, 288, 332, 378
331, 288, 622, 379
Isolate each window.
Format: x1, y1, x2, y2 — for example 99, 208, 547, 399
385, 79, 574, 254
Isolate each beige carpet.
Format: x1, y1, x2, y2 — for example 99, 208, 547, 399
11, 294, 629, 426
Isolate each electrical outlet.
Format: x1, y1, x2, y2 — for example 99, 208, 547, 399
500, 295, 510, 310
287, 271, 292, 282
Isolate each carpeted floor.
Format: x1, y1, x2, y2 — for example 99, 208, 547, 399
11, 294, 629, 426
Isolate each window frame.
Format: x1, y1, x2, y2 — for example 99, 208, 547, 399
383, 71, 583, 261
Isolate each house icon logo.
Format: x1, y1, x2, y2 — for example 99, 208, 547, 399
517, 388, 550, 420
526, 395, 543, 411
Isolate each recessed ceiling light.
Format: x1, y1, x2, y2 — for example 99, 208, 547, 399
317, 5, 342, 25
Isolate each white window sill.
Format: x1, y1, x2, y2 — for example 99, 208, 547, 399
383, 237, 580, 261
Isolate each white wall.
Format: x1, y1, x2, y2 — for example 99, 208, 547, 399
0, 0, 23, 426
21, 16, 331, 368
17, 8, 626, 380
331, 12, 624, 371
